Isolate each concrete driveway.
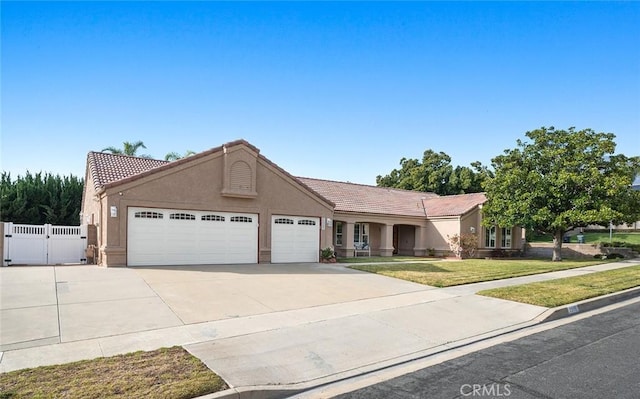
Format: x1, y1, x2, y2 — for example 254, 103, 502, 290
1, 261, 560, 393
0, 263, 430, 351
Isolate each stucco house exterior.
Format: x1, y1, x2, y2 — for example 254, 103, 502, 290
81, 140, 523, 267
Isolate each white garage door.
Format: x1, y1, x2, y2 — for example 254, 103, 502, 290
127, 207, 258, 266
271, 215, 320, 263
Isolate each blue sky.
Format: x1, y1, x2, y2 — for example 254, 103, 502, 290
2, 1, 639, 185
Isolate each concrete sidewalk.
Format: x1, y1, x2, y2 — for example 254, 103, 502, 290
1, 258, 638, 398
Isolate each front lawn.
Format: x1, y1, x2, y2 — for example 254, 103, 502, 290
0, 346, 227, 399
350, 259, 610, 287
478, 265, 640, 307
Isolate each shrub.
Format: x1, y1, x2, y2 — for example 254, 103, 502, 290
599, 241, 640, 253
321, 247, 335, 260
447, 233, 479, 259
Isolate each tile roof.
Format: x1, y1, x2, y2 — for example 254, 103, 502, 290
87, 141, 485, 218
297, 177, 486, 217
296, 177, 436, 217
87, 152, 169, 190
422, 192, 487, 217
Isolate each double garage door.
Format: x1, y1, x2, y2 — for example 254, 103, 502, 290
127, 208, 320, 266
127, 207, 258, 266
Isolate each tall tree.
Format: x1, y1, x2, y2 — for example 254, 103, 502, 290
0, 172, 84, 225
376, 149, 486, 195
102, 140, 151, 158
482, 127, 640, 261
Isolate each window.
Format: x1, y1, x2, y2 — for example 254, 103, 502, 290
485, 226, 496, 248
134, 211, 163, 219
501, 227, 512, 248
231, 216, 252, 223
298, 219, 316, 226
202, 215, 225, 222
170, 213, 196, 220
274, 218, 294, 224
354, 223, 369, 246
335, 222, 343, 246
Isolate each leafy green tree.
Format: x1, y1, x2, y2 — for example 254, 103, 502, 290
482, 127, 640, 261
376, 149, 487, 195
102, 140, 151, 158
0, 172, 84, 225
164, 150, 196, 161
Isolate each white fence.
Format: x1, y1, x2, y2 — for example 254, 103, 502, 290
3, 223, 87, 266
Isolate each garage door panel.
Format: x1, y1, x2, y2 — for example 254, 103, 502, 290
271, 215, 320, 263
128, 208, 257, 266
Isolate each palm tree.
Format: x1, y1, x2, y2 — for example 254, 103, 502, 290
165, 150, 196, 161
101, 141, 152, 158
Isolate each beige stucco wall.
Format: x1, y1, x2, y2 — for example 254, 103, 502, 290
425, 217, 460, 253
92, 147, 333, 266
460, 208, 479, 237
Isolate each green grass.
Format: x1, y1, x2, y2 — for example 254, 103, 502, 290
349, 259, 610, 287
0, 346, 227, 399
338, 256, 435, 264
478, 265, 640, 307
582, 232, 640, 244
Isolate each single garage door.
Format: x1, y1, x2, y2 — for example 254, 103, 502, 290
127, 207, 258, 266
271, 215, 320, 263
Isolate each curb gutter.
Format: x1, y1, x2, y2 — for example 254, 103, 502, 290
536, 286, 640, 323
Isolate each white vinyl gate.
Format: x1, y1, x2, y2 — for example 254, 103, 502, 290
3, 223, 88, 266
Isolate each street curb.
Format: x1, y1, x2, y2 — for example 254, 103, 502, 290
199, 286, 640, 399
536, 286, 640, 323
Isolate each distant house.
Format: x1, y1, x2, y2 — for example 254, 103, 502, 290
81, 140, 523, 267
582, 177, 640, 231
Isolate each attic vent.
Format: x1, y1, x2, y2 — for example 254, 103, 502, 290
230, 161, 252, 191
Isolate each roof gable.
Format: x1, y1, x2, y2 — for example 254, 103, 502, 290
85, 140, 334, 207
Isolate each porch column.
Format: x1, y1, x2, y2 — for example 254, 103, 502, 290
413, 226, 428, 257
344, 222, 355, 257
379, 224, 394, 257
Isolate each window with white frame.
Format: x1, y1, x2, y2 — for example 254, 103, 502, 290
335, 222, 343, 246
485, 226, 496, 248
354, 223, 369, 247
501, 227, 512, 248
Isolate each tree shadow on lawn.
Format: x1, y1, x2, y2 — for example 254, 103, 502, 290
351, 263, 452, 273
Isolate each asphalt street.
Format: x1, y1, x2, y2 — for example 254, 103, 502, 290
333, 300, 640, 399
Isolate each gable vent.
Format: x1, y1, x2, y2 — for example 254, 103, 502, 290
230, 161, 252, 191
